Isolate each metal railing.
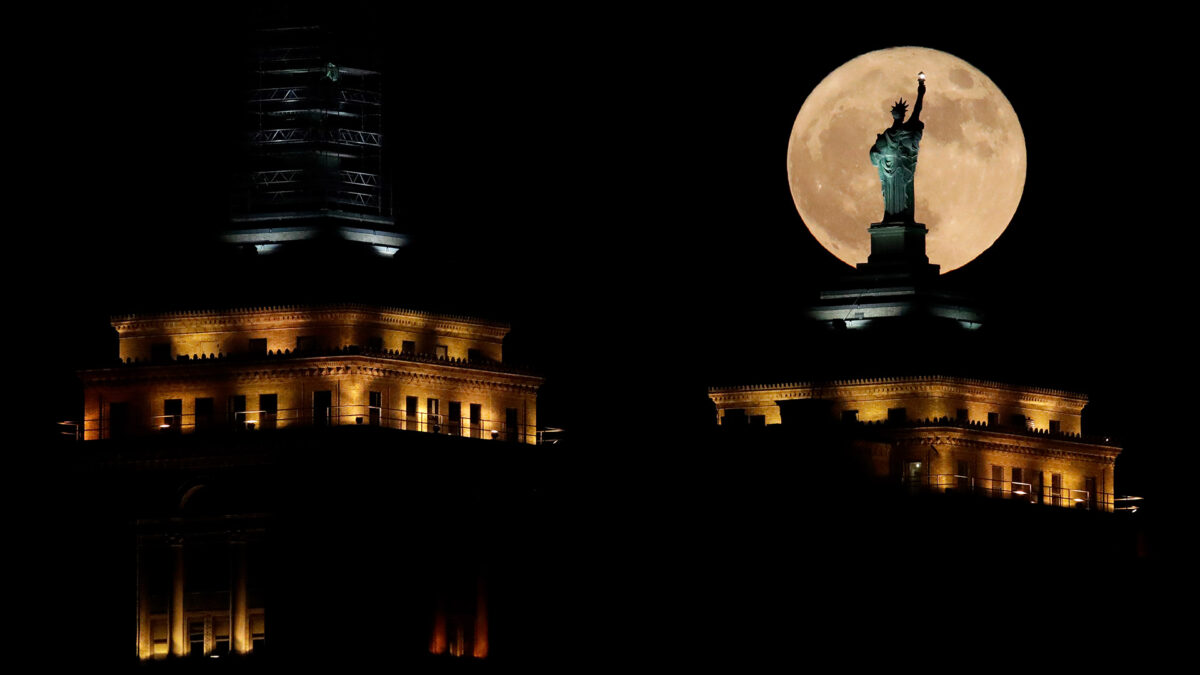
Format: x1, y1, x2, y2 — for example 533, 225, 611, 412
922, 474, 1112, 511
80, 405, 541, 445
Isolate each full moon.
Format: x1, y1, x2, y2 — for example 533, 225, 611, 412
787, 47, 1026, 273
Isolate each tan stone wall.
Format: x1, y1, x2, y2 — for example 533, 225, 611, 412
82, 360, 540, 444
711, 378, 1086, 434
120, 324, 502, 363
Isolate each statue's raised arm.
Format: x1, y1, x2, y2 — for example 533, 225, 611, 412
911, 72, 926, 122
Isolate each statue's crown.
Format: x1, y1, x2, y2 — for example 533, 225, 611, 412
891, 99, 908, 116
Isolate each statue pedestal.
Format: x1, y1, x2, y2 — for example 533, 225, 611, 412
861, 222, 930, 267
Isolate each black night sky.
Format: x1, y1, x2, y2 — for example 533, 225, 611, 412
25, 5, 1188, 663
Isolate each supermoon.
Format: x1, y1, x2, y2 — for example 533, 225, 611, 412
787, 47, 1026, 273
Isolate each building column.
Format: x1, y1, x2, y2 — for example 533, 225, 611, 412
231, 539, 250, 655
169, 536, 186, 658
473, 575, 488, 659
136, 541, 151, 660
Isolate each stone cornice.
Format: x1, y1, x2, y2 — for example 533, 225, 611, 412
112, 303, 510, 341
709, 375, 1088, 410
80, 355, 543, 395
888, 428, 1121, 464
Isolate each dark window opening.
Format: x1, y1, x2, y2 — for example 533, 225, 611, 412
956, 408, 968, 422
987, 412, 999, 426
313, 391, 332, 427
1009, 413, 1027, 429
406, 396, 418, 431
259, 393, 277, 430
427, 398, 440, 432
150, 343, 171, 363
1049, 420, 1061, 433
188, 619, 205, 658
195, 397, 214, 431
163, 399, 182, 433
470, 403, 482, 438
401, 340, 416, 355
448, 402, 462, 436
842, 409, 859, 423
367, 336, 384, 351
249, 338, 267, 356
506, 407, 520, 442
955, 460, 970, 491
109, 401, 130, 439
296, 335, 317, 352
887, 407, 907, 423
467, 348, 484, 363
231, 395, 247, 429
369, 391, 381, 426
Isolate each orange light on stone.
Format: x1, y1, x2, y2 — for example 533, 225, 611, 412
473, 576, 488, 659
429, 603, 447, 655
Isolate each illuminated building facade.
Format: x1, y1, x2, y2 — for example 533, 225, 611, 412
76, 303, 539, 661
710, 375, 1120, 510
81, 304, 540, 444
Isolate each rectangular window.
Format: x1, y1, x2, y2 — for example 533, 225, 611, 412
189, 618, 206, 657
231, 395, 247, 429
506, 407, 520, 442
259, 393, 277, 430
1009, 413, 1027, 429
427, 398, 440, 432
1011, 467, 1026, 497
470, 403, 483, 438
369, 391, 381, 426
313, 391, 332, 427
436, 345, 448, 359
1085, 476, 1098, 510
956, 460, 970, 492
406, 396, 419, 431
987, 411, 999, 426
1049, 420, 1061, 433
904, 460, 924, 486
887, 407, 906, 424
249, 338, 267, 356
841, 409, 859, 423
163, 399, 182, 433
448, 401, 462, 436
213, 617, 230, 655
108, 401, 130, 439
367, 336, 384, 351
1052, 473, 1064, 506
194, 397, 214, 431
468, 348, 483, 363
250, 614, 265, 651
991, 464, 1004, 496
296, 335, 317, 352
150, 342, 171, 363
401, 340, 416, 355
956, 408, 968, 422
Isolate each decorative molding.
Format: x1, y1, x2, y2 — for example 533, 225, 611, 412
112, 303, 510, 341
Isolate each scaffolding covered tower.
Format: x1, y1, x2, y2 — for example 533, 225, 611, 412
225, 26, 406, 256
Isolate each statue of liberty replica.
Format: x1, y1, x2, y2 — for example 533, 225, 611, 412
870, 73, 926, 224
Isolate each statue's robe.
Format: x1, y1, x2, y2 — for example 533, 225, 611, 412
870, 120, 924, 222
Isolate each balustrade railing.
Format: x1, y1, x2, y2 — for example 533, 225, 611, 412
80, 405, 540, 445
922, 473, 1112, 511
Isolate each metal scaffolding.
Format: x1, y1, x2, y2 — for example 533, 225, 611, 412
231, 26, 393, 227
